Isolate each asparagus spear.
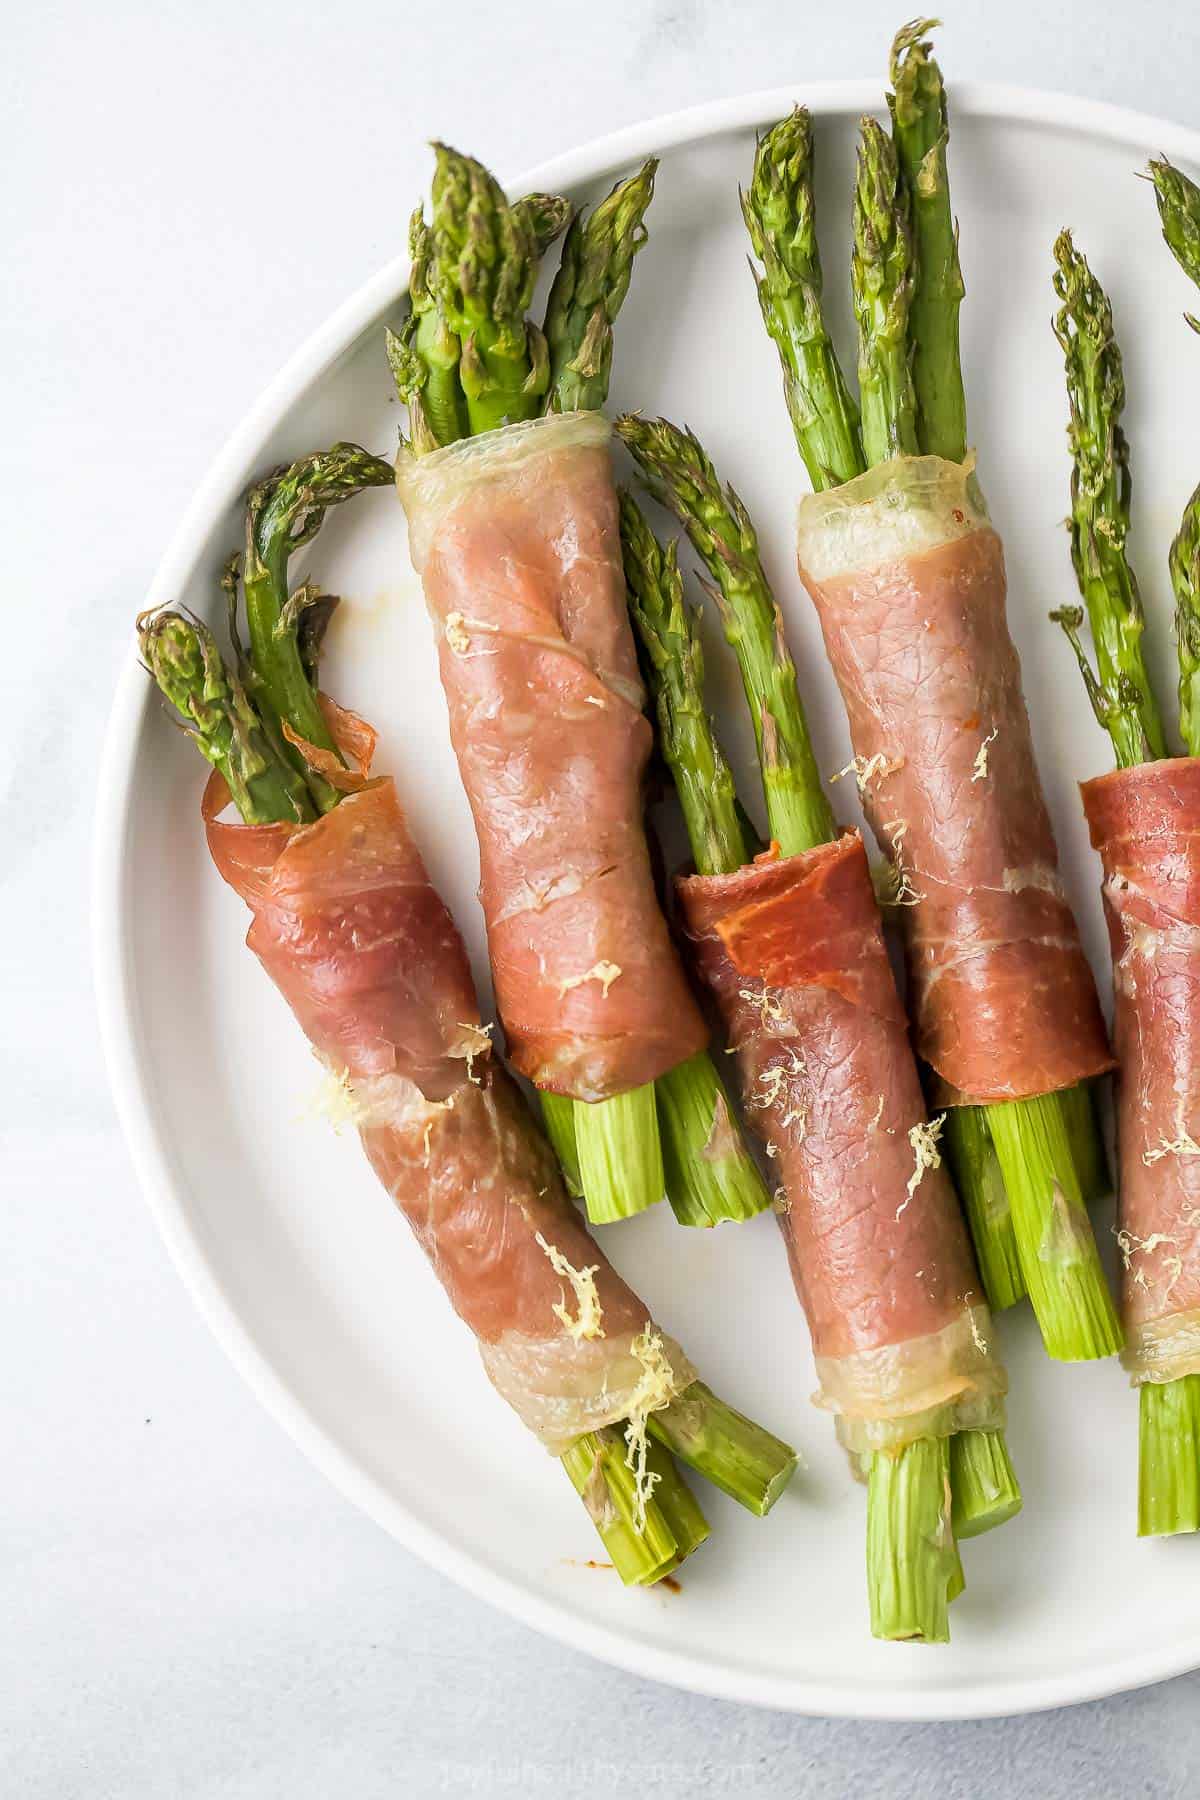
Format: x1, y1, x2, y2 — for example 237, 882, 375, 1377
1172, 482, 1200, 755
1049, 231, 1167, 768
1140, 1375, 1200, 1537
621, 474, 1020, 1639
387, 208, 469, 454
619, 500, 752, 876
513, 192, 573, 261
850, 117, 920, 467
544, 160, 658, 414
241, 444, 395, 813
1147, 156, 1200, 335
888, 20, 968, 462
431, 143, 550, 436
741, 108, 865, 491
138, 609, 317, 827
618, 413, 836, 854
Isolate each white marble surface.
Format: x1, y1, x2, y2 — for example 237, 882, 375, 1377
7, 1, 1200, 1791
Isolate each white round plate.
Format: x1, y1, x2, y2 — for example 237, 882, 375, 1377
95, 83, 1200, 1720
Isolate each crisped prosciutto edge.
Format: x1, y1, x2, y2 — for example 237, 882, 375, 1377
201, 714, 696, 1454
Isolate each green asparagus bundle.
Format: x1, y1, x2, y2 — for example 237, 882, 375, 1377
1051, 165, 1200, 1535
389, 145, 769, 1232
140, 447, 797, 1587
618, 416, 1020, 1642
739, 23, 1120, 1362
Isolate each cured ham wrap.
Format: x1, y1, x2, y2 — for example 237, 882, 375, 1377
1081, 762, 1200, 1384
795, 457, 1113, 1108
618, 420, 1018, 1645
1053, 202, 1200, 1534
739, 28, 1122, 1361
396, 413, 708, 1101
676, 834, 1002, 1458
389, 145, 768, 1229
137, 445, 797, 1589
202, 710, 694, 1459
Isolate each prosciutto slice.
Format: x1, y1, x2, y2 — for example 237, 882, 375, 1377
1082, 757, 1200, 1385
396, 412, 709, 1100
203, 706, 694, 1452
677, 832, 1004, 1453
796, 455, 1112, 1104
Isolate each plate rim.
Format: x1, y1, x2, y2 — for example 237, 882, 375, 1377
93, 79, 1200, 1721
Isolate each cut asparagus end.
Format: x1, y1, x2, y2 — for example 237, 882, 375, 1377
985, 1090, 1124, 1361
573, 1084, 666, 1224
560, 1426, 709, 1584
648, 1381, 798, 1517
1060, 1080, 1111, 1204
655, 1053, 771, 1228
1139, 1375, 1200, 1538
944, 1104, 1027, 1311
866, 1436, 959, 1643
950, 1428, 1023, 1539
640, 1436, 711, 1564
539, 1091, 583, 1198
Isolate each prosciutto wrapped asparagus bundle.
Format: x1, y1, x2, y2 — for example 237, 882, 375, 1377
619, 418, 1019, 1643
741, 24, 1121, 1361
1052, 195, 1200, 1534
137, 447, 798, 1585
390, 147, 769, 1229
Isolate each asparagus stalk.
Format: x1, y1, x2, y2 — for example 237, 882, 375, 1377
1172, 483, 1200, 756
574, 1082, 665, 1223
242, 444, 395, 812
649, 1381, 798, 1518
949, 1084, 1112, 1314
138, 609, 317, 826
387, 208, 469, 454
866, 1435, 961, 1642
741, 108, 865, 490
1050, 231, 1167, 768
888, 20, 968, 462
1147, 156, 1200, 335
619, 498, 753, 875
617, 495, 774, 1228
544, 160, 658, 414
850, 117, 920, 468
618, 414, 836, 854
942, 1107, 1025, 1312
1139, 1375, 1200, 1537
560, 1427, 709, 1584
539, 1092, 584, 1196
431, 143, 549, 436
513, 192, 573, 261
950, 1425, 1023, 1540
